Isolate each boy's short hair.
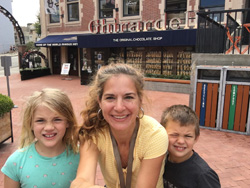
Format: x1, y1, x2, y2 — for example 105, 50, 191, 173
160, 104, 200, 138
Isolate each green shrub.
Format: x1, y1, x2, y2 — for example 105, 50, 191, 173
0, 94, 14, 117
144, 73, 190, 80
20, 67, 50, 72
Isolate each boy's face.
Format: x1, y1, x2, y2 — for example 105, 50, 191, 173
166, 120, 199, 163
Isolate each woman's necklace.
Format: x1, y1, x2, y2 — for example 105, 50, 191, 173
110, 119, 139, 188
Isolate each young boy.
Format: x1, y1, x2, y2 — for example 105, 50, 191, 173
161, 104, 221, 188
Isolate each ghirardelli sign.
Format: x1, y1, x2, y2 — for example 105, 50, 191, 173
88, 18, 181, 34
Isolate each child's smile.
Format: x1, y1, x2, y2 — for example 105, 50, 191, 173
32, 105, 68, 157
166, 120, 199, 163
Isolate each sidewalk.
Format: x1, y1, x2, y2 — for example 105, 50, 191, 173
0, 73, 250, 188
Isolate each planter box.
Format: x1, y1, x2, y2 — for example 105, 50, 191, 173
144, 77, 191, 94
20, 68, 51, 81
0, 112, 12, 143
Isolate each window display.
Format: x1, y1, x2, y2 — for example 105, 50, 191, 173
126, 50, 143, 71
145, 51, 162, 75
163, 52, 174, 76
177, 51, 191, 76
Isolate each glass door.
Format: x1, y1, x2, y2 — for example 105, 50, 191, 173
68, 46, 78, 76
52, 47, 61, 74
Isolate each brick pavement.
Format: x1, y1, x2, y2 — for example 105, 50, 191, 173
0, 73, 250, 188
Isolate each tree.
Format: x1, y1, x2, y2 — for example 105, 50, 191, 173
34, 14, 41, 36
25, 41, 39, 52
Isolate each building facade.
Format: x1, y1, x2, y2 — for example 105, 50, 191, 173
37, 0, 247, 84
0, 0, 15, 54
15, 23, 39, 46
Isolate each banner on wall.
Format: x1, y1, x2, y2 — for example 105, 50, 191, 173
45, 0, 57, 14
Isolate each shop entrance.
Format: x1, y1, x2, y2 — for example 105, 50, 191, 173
52, 47, 61, 74
68, 46, 79, 76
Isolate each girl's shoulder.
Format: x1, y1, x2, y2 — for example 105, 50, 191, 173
2, 143, 35, 168
11, 143, 34, 157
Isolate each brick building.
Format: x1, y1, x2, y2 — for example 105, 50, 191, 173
36, 0, 247, 84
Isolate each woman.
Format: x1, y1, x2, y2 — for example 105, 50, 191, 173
71, 63, 168, 188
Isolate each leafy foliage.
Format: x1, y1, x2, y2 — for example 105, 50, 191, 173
20, 67, 50, 72
0, 94, 14, 117
34, 14, 41, 35
145, 73, 190, 80
25, 42, 40, 52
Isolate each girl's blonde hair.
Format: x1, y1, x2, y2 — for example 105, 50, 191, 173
19, 88, 78, 153
77, 63, 144, 143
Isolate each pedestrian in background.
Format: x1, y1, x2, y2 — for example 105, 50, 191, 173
71, 63, 168, 188
1, 88, 80, 188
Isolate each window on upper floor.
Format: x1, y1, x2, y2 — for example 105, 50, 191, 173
99, 0, 115, 18
165, 0, 186, 26
49, 0, 60, 23
200, 0, 225, 22
67, 0, 79, 22
123, 0, 139, 17
200, 0, 225, 10
166, 0, 186, 12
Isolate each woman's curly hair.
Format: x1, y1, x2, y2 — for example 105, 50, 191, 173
75, 63, 144, 144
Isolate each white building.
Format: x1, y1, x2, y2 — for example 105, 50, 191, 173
14, 23, 38, 46
0, 0, 15, 54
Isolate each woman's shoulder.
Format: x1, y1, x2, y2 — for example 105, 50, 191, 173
92, 126, 110, 147
140, 115, 165, 131
137, 115, 168, 158
139, 115, 167, 140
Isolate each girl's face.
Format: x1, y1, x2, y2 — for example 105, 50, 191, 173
98, 74, 141, 132
32, 105, 68, 157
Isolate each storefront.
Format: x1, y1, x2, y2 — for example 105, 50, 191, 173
35, 34, 79, 76
35, 25, 196, 84
77, 29, 196, 84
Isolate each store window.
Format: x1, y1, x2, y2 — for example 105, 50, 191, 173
123, 0, 139, 17
200, 0, 225, 21
165, 0, 186, 25
49, 0, 60, 23
200, 0, 225, 10
99, 0, 115, 18
166, 0, 186, 12
67, 0, 79, 22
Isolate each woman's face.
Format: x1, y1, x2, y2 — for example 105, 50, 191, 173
98, 74, 141, 132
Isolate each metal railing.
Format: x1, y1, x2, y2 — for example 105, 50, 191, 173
196, 8, 250, 54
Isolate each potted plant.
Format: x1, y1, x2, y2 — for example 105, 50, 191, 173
0, 94, 14, 143
20, 67, 51, 80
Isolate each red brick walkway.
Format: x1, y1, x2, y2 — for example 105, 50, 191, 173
0, 74, 250, 188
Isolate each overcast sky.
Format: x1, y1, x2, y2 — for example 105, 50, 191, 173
11, 0, 40, 27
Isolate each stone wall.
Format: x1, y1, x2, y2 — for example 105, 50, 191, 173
145, 80, 191, 94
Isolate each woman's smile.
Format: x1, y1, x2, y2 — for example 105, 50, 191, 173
99, 74, 140, 132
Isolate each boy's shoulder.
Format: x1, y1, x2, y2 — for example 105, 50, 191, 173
164, 151, 221, 188
192, 151, 214, 172
166, 151, 213, 173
